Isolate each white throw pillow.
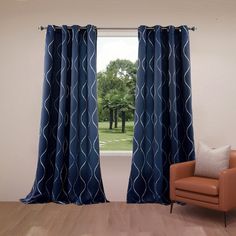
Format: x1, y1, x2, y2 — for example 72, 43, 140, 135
194, 142, 231, 179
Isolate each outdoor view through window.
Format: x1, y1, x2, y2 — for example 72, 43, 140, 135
97, 37, 138, 151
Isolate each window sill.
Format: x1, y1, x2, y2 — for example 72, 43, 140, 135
100, 151, 132, 158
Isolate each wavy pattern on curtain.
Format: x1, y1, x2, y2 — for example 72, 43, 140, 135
21, 25, 107, 204
127, 25, 195, 204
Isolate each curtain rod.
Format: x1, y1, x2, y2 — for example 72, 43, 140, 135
38, 26, 197, 31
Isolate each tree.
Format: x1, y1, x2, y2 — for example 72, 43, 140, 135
97, 59, 137, 131
102, 93, 114, 129
116, 92, 135, 133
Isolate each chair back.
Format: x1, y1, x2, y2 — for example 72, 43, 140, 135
229, 150, 236, 168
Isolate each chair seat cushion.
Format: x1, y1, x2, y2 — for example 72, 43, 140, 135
175, 190, 219, 204
175, 176, 219, 196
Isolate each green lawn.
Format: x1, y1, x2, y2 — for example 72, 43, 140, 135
99, 121, 134, 151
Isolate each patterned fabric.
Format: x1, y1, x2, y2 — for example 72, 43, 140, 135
127, 25, 195, 204
21, 25, 107, 204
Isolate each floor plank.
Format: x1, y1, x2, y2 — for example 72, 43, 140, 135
0, 202, 236, 236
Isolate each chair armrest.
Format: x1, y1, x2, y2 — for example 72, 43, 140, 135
219, 168, 236, 211
170, 160, 196, 181
170, 160, 195, 201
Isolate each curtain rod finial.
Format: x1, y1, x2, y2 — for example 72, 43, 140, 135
191, 26, 197, 31
38, 26, 45, 31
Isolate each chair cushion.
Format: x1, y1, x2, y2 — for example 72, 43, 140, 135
175, 176, 219, 196
175, 190, 219, 204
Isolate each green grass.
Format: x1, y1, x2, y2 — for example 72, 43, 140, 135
99, 121, 134, 151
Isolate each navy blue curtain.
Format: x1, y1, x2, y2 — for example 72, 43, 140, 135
21, 25, 107, 204
127, 25, 195, 204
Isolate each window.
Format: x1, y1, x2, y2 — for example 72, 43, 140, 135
97, 37, 138, 151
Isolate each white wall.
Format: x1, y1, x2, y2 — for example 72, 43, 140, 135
0, 0, 236, 201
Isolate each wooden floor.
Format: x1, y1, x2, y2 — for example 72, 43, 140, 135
1, 202, 236, 236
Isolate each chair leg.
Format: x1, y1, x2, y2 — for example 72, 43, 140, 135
224, 212, 227, 227
170, 202, 174, 214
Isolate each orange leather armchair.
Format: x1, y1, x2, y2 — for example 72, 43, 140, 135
170, 150, 236, 227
